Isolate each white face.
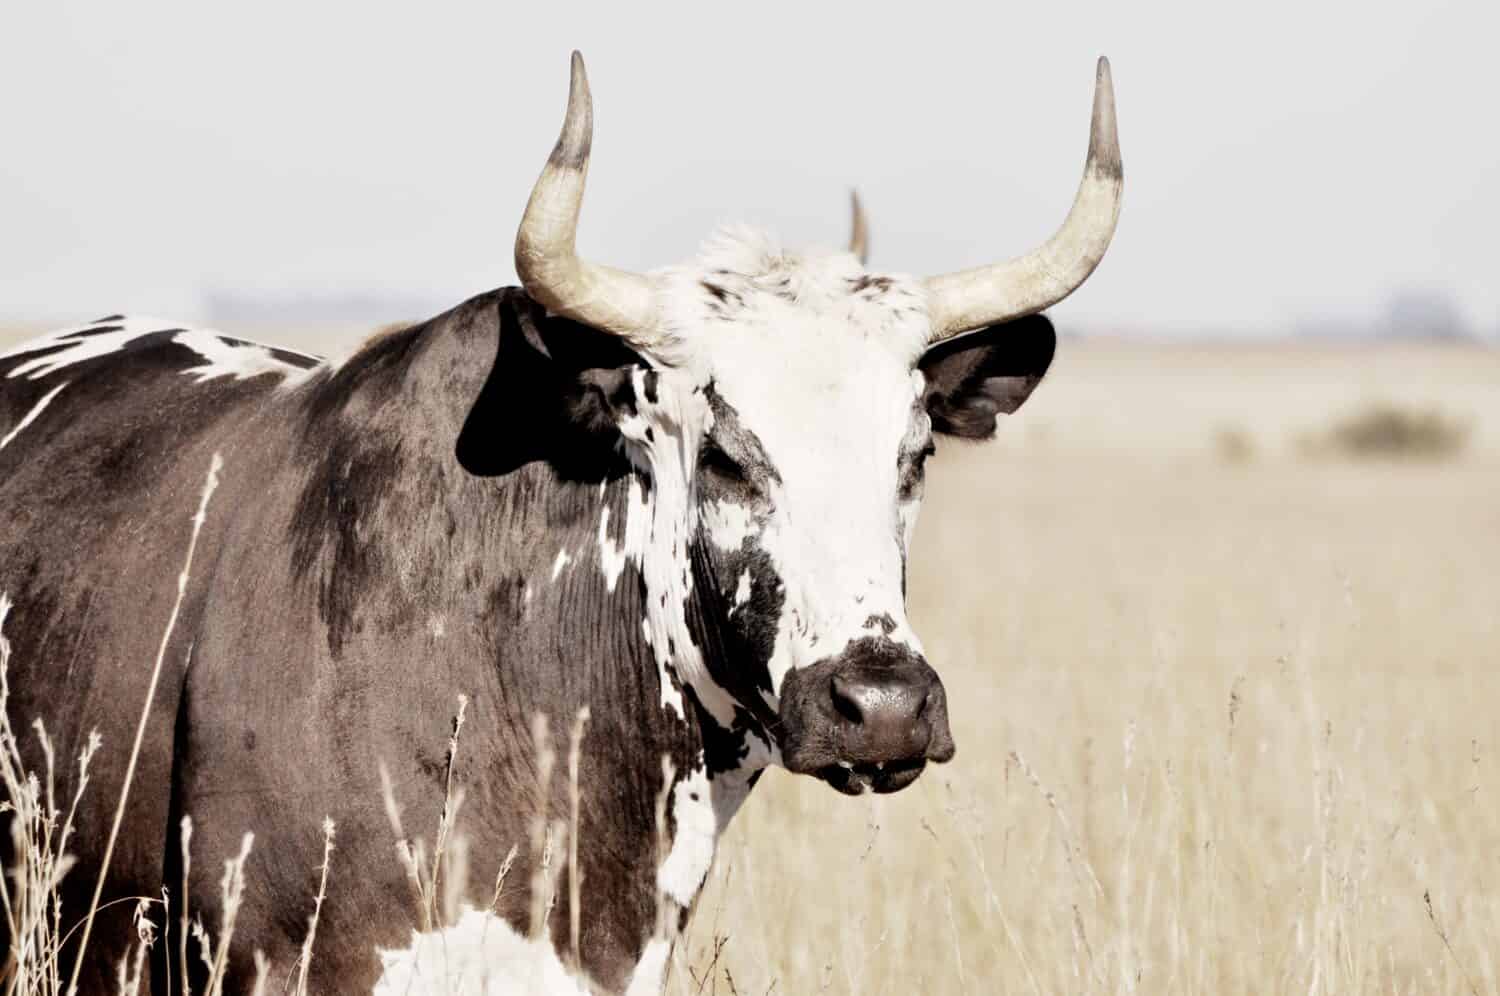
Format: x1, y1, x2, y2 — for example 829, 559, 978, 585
605, 229, 952, 789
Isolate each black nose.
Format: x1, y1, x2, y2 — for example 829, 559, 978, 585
829, 668, 940, 763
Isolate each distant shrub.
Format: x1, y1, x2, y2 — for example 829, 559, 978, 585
1214, 425, 1256, 464
1304, 403, 1471, 459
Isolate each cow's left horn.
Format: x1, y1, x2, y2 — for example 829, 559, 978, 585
515, 52, 662, 348
922, 57, 1123, 344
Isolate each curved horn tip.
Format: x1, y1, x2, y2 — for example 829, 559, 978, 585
1089, 56, 1122, 180
550, 51, 593, 169
848, 189, 870, 264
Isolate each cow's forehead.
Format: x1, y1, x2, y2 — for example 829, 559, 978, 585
653, 228, 933, 416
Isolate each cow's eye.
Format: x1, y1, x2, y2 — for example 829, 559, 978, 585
701, 441, 749, 485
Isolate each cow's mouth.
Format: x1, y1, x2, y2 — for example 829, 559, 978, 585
815, 756, 927, 795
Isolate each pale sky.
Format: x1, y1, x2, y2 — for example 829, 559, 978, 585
2, 1, 1496, 336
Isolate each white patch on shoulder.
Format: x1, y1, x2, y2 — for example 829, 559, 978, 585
1, 317, 320, 385
0, 381, 68, 452
623, 938, 671, 996
372, 907, 589, 996
597, 478, 650, 594
550, 548, 572, 582
173, 330, 317, 384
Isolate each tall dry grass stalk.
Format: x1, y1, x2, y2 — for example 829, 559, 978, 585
528, 714, 557, 942
175, 817, 192, 994
379, 692, 476, 934
290, 818, 335, 996
196, 832, 253, 996
566, 706, 590, 968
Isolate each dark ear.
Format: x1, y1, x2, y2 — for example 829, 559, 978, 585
919, 314, 1056, 440
457, 289, 645, 476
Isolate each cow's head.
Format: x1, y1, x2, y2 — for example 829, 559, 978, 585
514, 53, 1120, 794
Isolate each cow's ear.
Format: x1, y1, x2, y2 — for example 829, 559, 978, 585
918, 314, 1056, 440
457, 289, 645, 476
563, 365, 641, 436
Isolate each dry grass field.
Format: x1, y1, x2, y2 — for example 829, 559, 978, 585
3, 322, 1497, 994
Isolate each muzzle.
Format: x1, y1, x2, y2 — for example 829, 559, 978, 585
778, 636, 956, 794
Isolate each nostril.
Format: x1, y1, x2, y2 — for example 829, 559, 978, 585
829, 674, 865, 726
914, 686, 931, 719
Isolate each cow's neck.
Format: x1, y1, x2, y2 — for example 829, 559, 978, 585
340, 290, 769, 948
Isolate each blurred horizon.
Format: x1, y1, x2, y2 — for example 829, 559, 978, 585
3, 1, 1497, 340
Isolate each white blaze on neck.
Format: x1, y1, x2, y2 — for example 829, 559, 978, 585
596, 477, 651, 594
656, 743, 772, 905
550, 548, 572, 581
616, 368, 741, 730
656, 764, 716, 907
633, 750, 769, 995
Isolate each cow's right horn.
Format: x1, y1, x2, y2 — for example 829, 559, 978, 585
922, 57, 1123, 344
515, 52, 663, 350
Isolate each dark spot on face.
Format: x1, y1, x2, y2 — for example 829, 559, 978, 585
850, 275, 894, 294
767, 276, 796, 302
899, 438, 935, 501
242, 729, 257, 751
699, 281, 745, 316
642, 370, 659, 405
698, 386, 782, 501
863, 613, 898, 636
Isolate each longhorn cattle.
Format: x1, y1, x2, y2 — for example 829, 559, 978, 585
0, 52, 1121, 993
